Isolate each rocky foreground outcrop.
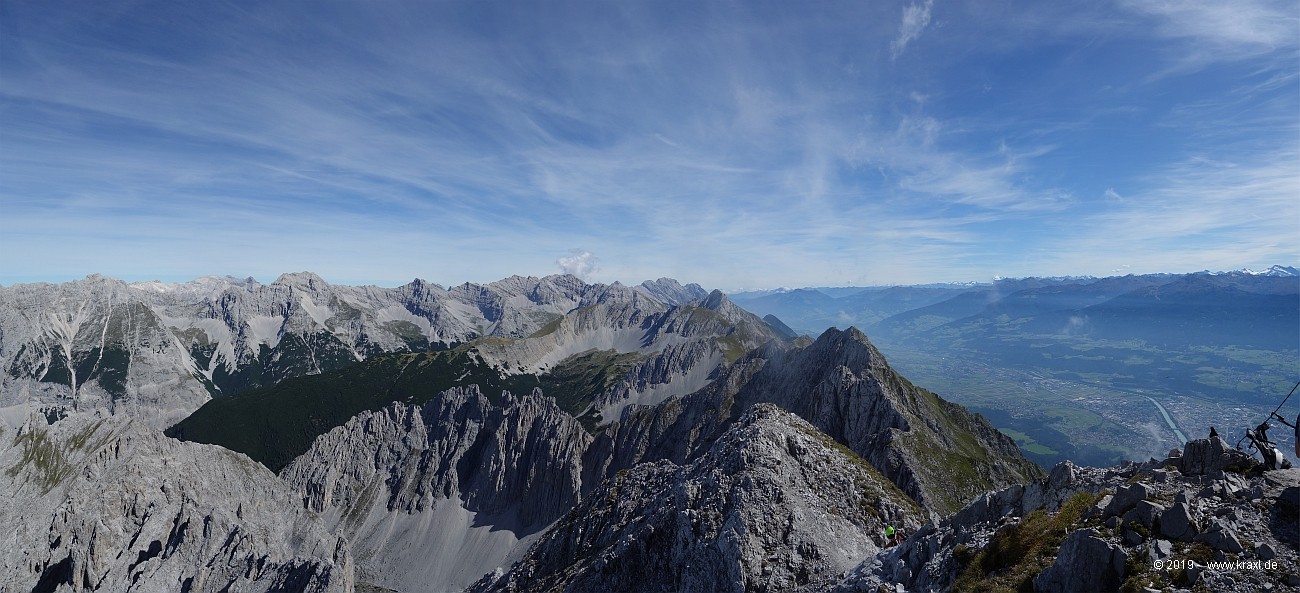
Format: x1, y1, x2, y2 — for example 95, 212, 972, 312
840, 435, 1300, 592
0, 413, 353, 593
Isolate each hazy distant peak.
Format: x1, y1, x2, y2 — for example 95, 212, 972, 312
272, 271, 328, 289
130, 275, 261, 294
634, 277, 709, 306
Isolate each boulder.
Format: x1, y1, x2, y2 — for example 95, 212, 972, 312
1279, 486, 1300, 514
1123, 500, 1164, 529
1195, 522, 1244, 554
1256, 542, 1276, 561
1105, 483, 1151, 516
1145, 539, 1173, 563
1033, 529, 1127, 593
1157, 502, 1197, 542
1083, 494, 1112, 521
1047, 462, 1077, 491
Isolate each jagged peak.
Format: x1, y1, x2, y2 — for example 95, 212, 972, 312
540, 273, 584, 284
699, 289, 730, 311
402, 277, 445, 292
811, 325, 874, 349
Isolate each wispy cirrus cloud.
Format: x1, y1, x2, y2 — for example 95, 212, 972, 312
1120, 0, 1297, 52
1040, 151, 1300, 275
891, 0, 936, 59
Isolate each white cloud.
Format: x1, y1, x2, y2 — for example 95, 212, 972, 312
891, 0, 935, 59
557, 250, 598, 280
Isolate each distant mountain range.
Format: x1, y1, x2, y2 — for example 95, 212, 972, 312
1, 271, 1043, 592
730, 266, 1298, 337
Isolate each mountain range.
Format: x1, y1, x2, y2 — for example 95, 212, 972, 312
1, 272, 1295, 592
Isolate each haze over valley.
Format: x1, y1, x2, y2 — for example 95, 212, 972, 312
730, 267, 1300, 468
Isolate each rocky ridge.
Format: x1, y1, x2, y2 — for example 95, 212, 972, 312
165, 287, 786, 474
0, 275, 213, 427
470, 404, 924, 593
582, 327, 1043, 519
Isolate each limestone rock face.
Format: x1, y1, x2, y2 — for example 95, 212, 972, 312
0, 414, 352, 593
0, 275, 215, 428
471, 404, 922, 593
279, 386, 593, 593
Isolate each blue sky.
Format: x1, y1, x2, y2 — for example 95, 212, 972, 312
2, 1, 1296, 289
